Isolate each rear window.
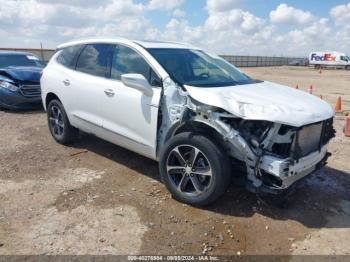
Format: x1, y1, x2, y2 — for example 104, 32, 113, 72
0, 54, 45, 68
56, 45, 83, 69
76, 44, 113, 78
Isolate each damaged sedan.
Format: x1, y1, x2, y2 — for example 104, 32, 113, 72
0, 51, 45, 110
41, 39, 335, 206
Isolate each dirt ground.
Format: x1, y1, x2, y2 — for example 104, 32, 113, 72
0, 66, 350, 256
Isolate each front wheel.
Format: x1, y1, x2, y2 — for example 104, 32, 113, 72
47, 99, 78, 145
159, 132, 231, 206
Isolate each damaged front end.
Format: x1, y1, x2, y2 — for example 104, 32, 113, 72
157, 79, 335, 195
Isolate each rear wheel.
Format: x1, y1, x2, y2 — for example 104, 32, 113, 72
315, 64, 321, 69
159, 132, 231, 206
47, 99, 78, 144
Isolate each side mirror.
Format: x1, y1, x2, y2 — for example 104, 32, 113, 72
121, 74, 153, 96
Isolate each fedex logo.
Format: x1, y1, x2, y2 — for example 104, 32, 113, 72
311, 53, 336, 61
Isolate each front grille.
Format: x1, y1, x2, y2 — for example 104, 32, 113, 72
292, 118, 335, 159
20, 85, 41, 97
296, 122, 323, 157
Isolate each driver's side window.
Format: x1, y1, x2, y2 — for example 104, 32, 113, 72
111, 45, 161, 87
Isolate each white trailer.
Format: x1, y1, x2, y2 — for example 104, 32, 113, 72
309, 51, 350, 70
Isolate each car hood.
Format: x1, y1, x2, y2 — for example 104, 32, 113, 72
184, 81, 334, 127
0, 66, 43, 82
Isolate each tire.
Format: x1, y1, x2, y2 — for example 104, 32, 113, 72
159, 132, 231, 206
346, 65, 350, 70
315, 64, 321, 69
47, 99, 78, 144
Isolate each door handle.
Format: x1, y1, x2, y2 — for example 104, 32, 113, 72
104, 89, 115, 97
63, 79, 70, 86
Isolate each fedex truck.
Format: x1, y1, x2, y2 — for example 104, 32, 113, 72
309, 51, 350, 70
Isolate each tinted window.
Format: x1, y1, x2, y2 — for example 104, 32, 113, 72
56, 45, 82, 69
111, 45, 160, 86
76, 44, 112, 78
341, 56, 349, 61
0, 54, 45, 68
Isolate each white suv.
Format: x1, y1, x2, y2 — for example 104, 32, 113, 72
41, 38, 335, 206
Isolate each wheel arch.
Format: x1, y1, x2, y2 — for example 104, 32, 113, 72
45, 92, 61, 110
162, 120, 227, 153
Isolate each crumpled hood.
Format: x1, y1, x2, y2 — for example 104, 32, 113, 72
185, 81, 334, 127
0, 66, 43, 82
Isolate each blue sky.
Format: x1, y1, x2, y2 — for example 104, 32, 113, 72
0, 0, 349, 56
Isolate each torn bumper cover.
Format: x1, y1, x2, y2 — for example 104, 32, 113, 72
259, 146, 330, 192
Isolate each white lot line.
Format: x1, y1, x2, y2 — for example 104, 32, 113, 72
0, 168, 147, 255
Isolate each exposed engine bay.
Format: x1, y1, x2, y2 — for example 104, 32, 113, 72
157, 78, 336, 194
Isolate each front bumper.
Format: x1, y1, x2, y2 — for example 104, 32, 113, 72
0, 88, 42, 110
258, 145, 329, 192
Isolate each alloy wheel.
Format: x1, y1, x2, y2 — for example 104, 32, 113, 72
166, 145, 213, 196
49, 105, 65, 138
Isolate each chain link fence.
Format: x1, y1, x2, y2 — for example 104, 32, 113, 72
220, 55, 303, 67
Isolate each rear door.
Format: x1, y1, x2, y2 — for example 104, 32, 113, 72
42, 44, 83, 112
67, 43, 114, 132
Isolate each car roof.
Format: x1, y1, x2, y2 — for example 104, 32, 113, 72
0, 50, 36, 56
57, 37, 199, 50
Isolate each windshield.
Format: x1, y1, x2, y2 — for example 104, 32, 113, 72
147, 48, 253, 87
0, 54, 45, 68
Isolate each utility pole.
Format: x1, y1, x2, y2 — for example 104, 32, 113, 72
40, 42, 44, 61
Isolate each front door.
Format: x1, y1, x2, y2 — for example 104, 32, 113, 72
97, 44, 162, 159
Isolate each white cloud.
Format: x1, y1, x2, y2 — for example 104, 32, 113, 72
164, 19, 203, 43
36, 0, 110, 6
329, 2, 350, 52
162, 9, 269, 55
172, 9, 186, 18
0, 0, 349, 56
97, 0, 144, 19
330, 2, 350, 26
147, 0, 184, 11
206, 0, 242, 13
205, 9, 263, 33
0, 0, 151, 47
270, 4, 315, 25
282, 18, 331, 53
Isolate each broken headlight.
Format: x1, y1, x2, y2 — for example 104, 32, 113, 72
0, 80, 18, 92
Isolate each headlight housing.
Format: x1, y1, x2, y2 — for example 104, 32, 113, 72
0, 80, 19, 92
